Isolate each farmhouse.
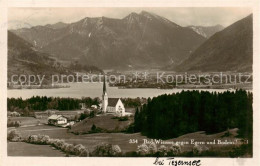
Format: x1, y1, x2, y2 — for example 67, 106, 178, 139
91, 105, 98, 109
101, 77, 125, 116
48, 115, 67, 125
7, 111, 20, 117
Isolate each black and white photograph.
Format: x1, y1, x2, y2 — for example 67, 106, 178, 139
1, 1, 260, 166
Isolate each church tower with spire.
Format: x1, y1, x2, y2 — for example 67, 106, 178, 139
102, 75, 108, 113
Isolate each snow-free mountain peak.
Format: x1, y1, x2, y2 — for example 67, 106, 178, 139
11, 11, 206, 69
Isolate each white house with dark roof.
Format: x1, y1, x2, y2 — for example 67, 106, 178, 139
48, 115, 67, 125
102, 77, 125, 116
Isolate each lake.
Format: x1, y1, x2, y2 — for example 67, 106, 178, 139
8, 83, 233, 99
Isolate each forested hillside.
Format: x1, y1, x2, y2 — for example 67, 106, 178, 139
134, 90, 252, 139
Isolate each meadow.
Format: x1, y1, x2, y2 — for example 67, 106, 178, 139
8, 117, 46, 126
8, 142, 66, 156
70, 114, 133, 134
8, 124, 243, 155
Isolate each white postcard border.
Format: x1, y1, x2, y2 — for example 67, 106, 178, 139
0, 0, 260, 166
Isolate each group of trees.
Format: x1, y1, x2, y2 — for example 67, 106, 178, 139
7, 96, 143, 114
7, 96, 100, 112
120, 97, 145, 108
7, 119, 21, 127
134, 90, 253, 140
78, 110, 96, 121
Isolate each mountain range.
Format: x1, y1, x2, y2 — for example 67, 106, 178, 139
175, 14, 252, 72
10, 11, 252, 72
187, 24, 224, 38
11, 11, 206, 69
8, 31, 70, 83
8, 31, 102, 85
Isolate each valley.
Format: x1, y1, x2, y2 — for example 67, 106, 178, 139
6, 8, 254, 158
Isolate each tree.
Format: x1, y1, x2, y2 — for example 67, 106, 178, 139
133, 90, 253, 139
91, 124, 96, 131
89, 111, 95, 118
79, 113, 88, 121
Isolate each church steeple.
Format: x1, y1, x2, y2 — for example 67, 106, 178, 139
102, 75, 108, 113
103, 75, 107, 94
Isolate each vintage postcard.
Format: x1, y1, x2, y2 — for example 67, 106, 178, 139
0, 0, 260, 166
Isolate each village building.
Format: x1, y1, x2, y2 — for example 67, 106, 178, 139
101, 76, 125, 116
79, 103, 86, 110
91, 105, 98, 109
48, 114, 67, 125
7, 111, 20, 117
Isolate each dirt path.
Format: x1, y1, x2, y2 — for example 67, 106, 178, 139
24, 128, 67, 132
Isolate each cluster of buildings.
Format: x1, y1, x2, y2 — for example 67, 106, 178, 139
48, 76, 129, 126
7, 111, 21, 117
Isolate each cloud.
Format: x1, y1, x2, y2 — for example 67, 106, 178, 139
8, 7, 252, 29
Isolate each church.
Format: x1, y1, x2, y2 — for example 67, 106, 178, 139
101, 77, 125, 116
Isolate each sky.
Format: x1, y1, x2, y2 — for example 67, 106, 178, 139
8, 7, 252, 29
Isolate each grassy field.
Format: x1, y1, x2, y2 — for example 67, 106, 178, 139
8, 117, 47, 126
8, 124, 242, 155
8, 125, 70, 139
35, 110, 85, 116
8, 110, 84, 127
35, 110, 84, 119
71, 114, 133, 133
8, 142, 66, 156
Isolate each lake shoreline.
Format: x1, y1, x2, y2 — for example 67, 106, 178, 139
7, 82, 252, 99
